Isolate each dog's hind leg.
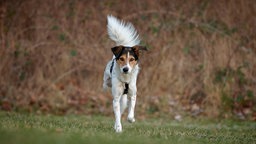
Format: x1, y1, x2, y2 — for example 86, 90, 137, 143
127, 95, 136, 123
120, 94, 128, 115
127, 84, 137, 123
103, 72, 111, 91
103, 61, 113, 91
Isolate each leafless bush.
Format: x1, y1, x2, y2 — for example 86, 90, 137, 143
0, 0, 255, 119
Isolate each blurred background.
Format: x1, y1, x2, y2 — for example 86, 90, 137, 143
0, 0, 255, 120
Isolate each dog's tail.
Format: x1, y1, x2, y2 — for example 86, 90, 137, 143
107, 15, 140, 47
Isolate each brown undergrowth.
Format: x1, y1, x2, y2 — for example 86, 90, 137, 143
0, 0, 255, 120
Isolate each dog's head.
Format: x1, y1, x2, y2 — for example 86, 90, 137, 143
112, 45, 147, 74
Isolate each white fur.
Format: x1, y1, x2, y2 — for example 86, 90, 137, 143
107, 15, 140, 47
103, 15, 141, 132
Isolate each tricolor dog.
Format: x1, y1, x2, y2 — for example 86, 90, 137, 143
103, 15, 147, 132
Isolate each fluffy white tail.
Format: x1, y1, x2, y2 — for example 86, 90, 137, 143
107, 15, 140, 47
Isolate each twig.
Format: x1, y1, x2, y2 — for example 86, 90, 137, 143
123, 10, 184, 20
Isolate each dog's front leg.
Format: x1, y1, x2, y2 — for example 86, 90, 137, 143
112, 81, 123, 132
127, 84, 136, 123
113, 96, 122, 132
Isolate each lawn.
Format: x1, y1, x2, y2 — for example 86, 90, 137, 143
0, 112, 255, 144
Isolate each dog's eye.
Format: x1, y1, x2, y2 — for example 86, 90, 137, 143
119, 57, 125, 61
130, 58, 135, 62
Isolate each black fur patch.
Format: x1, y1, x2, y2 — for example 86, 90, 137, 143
115, 46, 138, 60
123, 83, 129, 94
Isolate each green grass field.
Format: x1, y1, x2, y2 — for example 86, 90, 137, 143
0, 112, 255, 144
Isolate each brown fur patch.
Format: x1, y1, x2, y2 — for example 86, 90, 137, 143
116, 52, 137, 68
132, 46, 147, 59
111, 46, 123, 58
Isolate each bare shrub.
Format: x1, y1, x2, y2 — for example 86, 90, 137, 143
0, 0, 255, 119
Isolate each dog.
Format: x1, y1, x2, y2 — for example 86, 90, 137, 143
103, 15, 147, 132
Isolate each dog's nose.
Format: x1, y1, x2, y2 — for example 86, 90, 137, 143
123, 67, 129, 73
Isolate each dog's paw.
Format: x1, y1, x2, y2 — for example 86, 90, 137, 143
127, 117, 135, 123
114, 123, 122, 133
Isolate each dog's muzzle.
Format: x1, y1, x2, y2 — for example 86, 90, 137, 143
123, 67, 129, 74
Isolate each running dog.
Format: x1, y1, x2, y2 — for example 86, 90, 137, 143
103, 15, 147, 132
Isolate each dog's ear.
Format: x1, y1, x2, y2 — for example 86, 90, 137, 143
111, 46, 123, 58
132, 46, 147, 60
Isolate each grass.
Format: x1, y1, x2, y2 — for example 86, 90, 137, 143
0, 112, 255, 144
